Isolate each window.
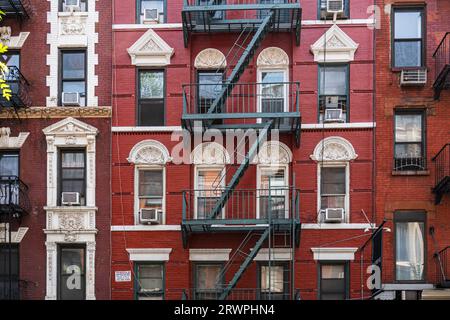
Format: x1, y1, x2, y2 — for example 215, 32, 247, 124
1, 51, 20, 68
319, 263, 348, 300
138, 70, 165, 126
60, 51, 86, 107
137, 0, 165, 24
392, 8, 425, 68
395, 212, 425, 282
0, 152, 19, 206
394, 111, 425, 171
318, 65, 349, 123
59, 0, 88, 12
197, 71, 224, 116
258, 0, 289, 22
194, 264, 223, 300
59, 149, 86, 206
58, 246, 85, 300
319, 0, 350, 20
260, 71, 286, 115
259, 264, 288, 300
259, 167, 288, 219
135, 263, 164, 300
195, 168, 223, 219
0, 244, 19, 300
196, 0, 225, 20
137, 169, 164, 224
320, 166, 346, 213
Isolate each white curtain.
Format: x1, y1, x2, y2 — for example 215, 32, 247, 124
396, 222, 424, 281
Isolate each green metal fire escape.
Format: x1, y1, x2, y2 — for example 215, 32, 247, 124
181, 0, 302, 300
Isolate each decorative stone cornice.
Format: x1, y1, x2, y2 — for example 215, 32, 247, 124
128, 139, 171, 165
192, 142, 231, 165
127, 28, 174, 66
253, 141, 293, 165
311, 136, 358, 162
0, 107, 112, 119
257, 47, 289, 68
194, 48, 227, 70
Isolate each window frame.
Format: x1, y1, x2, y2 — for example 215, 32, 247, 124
256, 164, 289, 220
317, 0, 350, 20
317, 163, 350, 223
391, 6, 426, 69
59, 49, 87, 107
134, 166, 166, 225
196, 70, 225, 115
0, 243, 20, 300
194, 165, 226, 220
136, 69, 166, 127
57, 244, 86, 300
134, 262, 165, 300
394, 211, 427, 283
257, 68, 289, 121
0, 151, 20, 177
193, 262, 224, 300
393, 109, 426, 171
58, 148, 87, 206
257, 262, 289, 300
318, 261, 349, 300
136, 0, 167, 24
318, 64, 350, 123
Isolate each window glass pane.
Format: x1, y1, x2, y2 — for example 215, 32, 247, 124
0, 153, 19, 176
138, 264, 163, 292
198, 72, 223, 100
62, 152, 85, 168
139, 170, 163, 197
394, 11, 422, 39
396, 221, 425, 281
197, 265, 221, 290
319, 66, 347, 95
321, 264, 346, 300
1, 54, 20, 68
61, 0, 88, 11
197, 170, 222, 190
261, 266, 284, 293
138, 99, 164, 126
62, 52, 85, 79
395, 143, 422, 158
321, 265, 345, 279
62, 180, 84, 193
260, 169, 286, 189
63, 82, 86, 95
394, 41, 422, 68
140, 71, 164, 98
140, 0, 164, 23
59, 247, 85, 300
395, 114, 422, 143
321, 167, 345, 195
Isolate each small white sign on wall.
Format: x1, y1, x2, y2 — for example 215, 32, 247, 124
115, 271, 132, 282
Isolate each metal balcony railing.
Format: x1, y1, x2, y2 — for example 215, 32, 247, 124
182, 82, 301, 131
166, 288, 294, 300
393, 155, 427, 172
0, 176, 30, 218
433, 32, 450, 99
435, 246, 450, 288
0, 66, 32, 109
432, 143, 450, 204
0, 0, 31, 19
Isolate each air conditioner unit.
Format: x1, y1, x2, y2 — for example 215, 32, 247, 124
63, 0, 81, 12
325, 95, 339, 109
400, 69, 427, 86
324, 108, 344, 123
61, 192, 80, 206
327, 0, 344, 13
140, 208, 162, 224
144, 8, 159, 22
62, 92, 81, 106
323, 208, 345, 223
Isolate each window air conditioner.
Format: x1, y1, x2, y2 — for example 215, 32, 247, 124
324, 108, 344, 123
323, 208, 345, 223
327, 0, 344, 13
400, 69, 427, 86
144, 9, 159, 22
61, 192, 81, 206
62, 92, 81, 106
140, 208, 162, 224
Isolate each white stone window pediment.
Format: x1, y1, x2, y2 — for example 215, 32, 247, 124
192, 142, 231, 165
257, 47, 289, 68
0, 127, 30, 149
253, 141, 293, 165
0, 27, 30, 49
311, 247, 358, 261
126, 248, 172, 261
189, 249, 232, 261
43, 117, 98, 137
194, 48, 227, 70
127, 29, 174, 66
128, 140, 171, 165
310, 24, 359, 63
310, 136, 358, 162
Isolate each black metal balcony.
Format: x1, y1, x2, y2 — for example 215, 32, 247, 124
433, 32, 450, 99
0, 66, 31, 110
0, 0, 31, 20
435, 246, 450, 288
0, 176, 30, 220
432, 143, 450, 205
182, 0, 302, 46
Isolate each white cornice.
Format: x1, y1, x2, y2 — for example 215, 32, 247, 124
311, 247, 358, 261
189, 249, 232, 261
111, 225, 181, 231
126, 248, 172, 261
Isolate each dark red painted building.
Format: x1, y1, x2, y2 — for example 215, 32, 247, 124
111, 0, 377, 300
375, 0, 450, 300
0, 0, 111, 300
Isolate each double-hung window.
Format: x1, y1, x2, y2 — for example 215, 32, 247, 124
395, 212, 425, 282
319, 263, 348, 300
260, 71, 287, 117
58, 245, 86, 300
259, 264, 288, 300
137, 0, 165, 24
394, 110, 425, 171
135, 263, 164, 300
195, 168, 223, 219
194, 263, 223, 300
319, 65, 349, 123
0, 244, 19, 300
60, 0, 88, 12
0, 152, 19, 206
61, 51, 87, 107
138, 70, 165, 126
259, 168, 288, 220
197, 71, 224, 116
59, 149, 86, 206
318, 0, 350, 20
320, 166, 347, 220
392, 7, 425, 68
137, 170, 164, 224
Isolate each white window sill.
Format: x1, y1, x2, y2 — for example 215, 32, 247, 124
111, 225, 181, 231
302, 223, 375, 230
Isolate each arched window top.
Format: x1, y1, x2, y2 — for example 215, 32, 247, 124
128, 140, 171, 165
254, 141, 293, 165
194, 48, 227, 70
257, 47, 289, 68
311, 137, 358, 162
192, 142, 231, 165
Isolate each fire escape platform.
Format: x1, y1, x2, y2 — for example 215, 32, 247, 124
0, 67, 32, 111
182, 218, 299, 233
433, 32, 450, 99
0, 176, 30, 221
0, 0, 30, 19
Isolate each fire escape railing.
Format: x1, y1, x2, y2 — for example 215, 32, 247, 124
432, 143, 450, 204
435, 246, 450, 288
433, 32, 450, 99
0, 66, 32, 110
0, 175, 30, 219
0, 0, 31, 19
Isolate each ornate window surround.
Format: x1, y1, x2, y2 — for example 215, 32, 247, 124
42, 117, 98, 300
128, 140, 171, 225
194, 48, 227, 70
0, 127, 30, 149
0, 26, 30, 49
127, 28, 174, 66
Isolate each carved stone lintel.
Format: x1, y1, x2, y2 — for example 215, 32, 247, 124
311, 137, 358, 162
194, 48, 227, 70
257, 47, 289, 68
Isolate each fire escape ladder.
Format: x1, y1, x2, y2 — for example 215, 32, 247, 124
205, 12, 274, 121
219, 227, 270, 300
207, 120, 273, 220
